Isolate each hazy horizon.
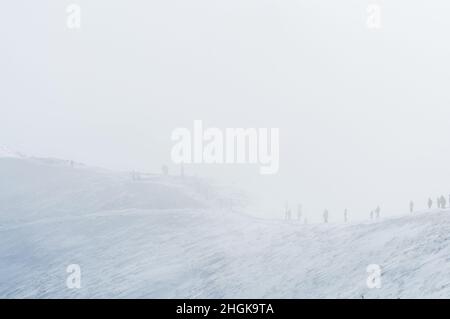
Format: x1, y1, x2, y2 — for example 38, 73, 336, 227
2, 0, 450, 222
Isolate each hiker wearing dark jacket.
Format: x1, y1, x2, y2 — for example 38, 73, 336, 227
323, 209, 329, 223
375, 206, 381, 219
440, 195, 447, 209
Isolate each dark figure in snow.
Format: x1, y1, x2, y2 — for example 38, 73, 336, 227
409, 201, 414, 213
297, 204, 302, 220
375, 206, 381, 219
440, 195, 447, 209
428, 198, 433, 209
370, 211, 374, 220
131, 170, 140, 181
284, 202, 291, 220
344, 208, 348, 223
161, 165, 169, 176
323, 209, 329, 223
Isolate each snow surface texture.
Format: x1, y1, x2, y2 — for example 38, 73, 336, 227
1, 156, 449, 298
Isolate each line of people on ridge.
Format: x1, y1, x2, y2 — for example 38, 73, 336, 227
410, 195, 448, 213
283, 203, 382, 224
284, 195, 450, 224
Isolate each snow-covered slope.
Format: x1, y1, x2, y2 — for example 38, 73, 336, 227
0, 157, 221, 223
1, 157, 449, 298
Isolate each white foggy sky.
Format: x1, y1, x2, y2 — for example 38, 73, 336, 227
1, 1, 450, 221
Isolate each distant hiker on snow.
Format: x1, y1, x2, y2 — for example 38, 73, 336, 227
440, 195, 447, 209
428, 198, 433, 209
284, 202, 291, 220
344, 208, 348, 223
375, 206, 381, 219
297, 204, 302, 220
161, 165, 169, 176
409, 201, 414, 213
131, 170, 140, 181
323, 209, 329, 223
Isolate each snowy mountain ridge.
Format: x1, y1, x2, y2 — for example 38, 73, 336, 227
0, 155, 449, 298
